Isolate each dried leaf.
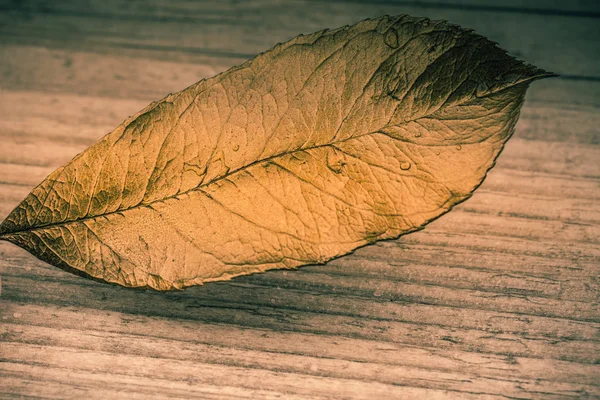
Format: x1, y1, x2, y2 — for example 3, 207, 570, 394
0, 15, 553, 290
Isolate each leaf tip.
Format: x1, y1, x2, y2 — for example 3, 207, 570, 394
528, 66, 559, 81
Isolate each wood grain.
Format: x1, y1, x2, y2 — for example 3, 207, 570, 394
0, 0, 598, 398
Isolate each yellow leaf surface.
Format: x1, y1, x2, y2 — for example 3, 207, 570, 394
0, 15, 553, 290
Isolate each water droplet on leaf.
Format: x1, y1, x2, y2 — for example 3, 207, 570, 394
326, 149, 345, 173
476, 81, 489, 97
384, 28, 399, 49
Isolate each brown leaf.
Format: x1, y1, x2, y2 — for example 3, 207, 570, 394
0, 15, 554, 290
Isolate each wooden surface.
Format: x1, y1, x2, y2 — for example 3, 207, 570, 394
0, 0, 599, 398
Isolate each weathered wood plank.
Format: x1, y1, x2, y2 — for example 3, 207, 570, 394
3, 343, 508, 400
0, 365, 313, 400
4, 0, 600, 17
1, 1, 599, 77
3, 266, 599, 353
2, 303, 599, 389
2, 325, 598, 399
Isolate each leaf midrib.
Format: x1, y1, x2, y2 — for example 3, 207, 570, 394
0, 129, 393, 237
